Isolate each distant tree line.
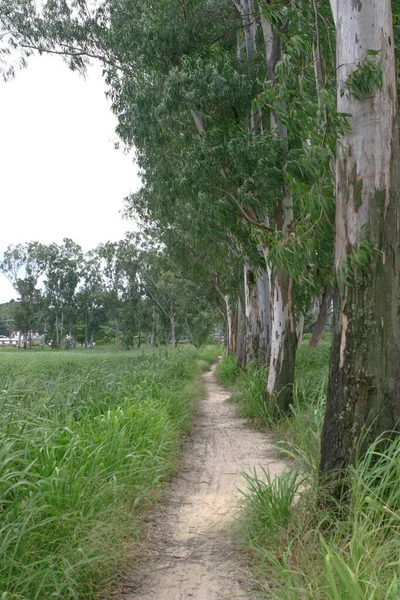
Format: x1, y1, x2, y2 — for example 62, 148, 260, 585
0, 234, 219, 349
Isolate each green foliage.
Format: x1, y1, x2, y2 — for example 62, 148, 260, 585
235, 339, 400, 599
0, 346, 216, 599
337, 238, 376, 292
231, 363, 272, 428
215, 354, 240, 387
341, 51, 383, 100
239, 467, 300, 544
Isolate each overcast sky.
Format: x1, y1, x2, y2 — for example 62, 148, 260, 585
0, 54, 141, 303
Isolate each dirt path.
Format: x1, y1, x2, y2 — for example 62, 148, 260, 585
111, 364, 287, 600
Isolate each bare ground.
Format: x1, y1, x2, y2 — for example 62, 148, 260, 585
108, 364, 287, 600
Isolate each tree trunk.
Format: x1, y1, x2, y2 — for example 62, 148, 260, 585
266, 269, 296, 414
155, 311, 159, 347
244, 263, 260, 366
259, 9, 296, 413
225, 294, 236, 356
85, 306, 89, 349
55, 311, 60, 348
309, 288, 332, 348
170, 299, 176, 348
296, 313, 305, 349
320, 0, 400, 491
257, 266, 271, 365
236, 294, 247, 368
217, 325, 224, 346
115, 299, 120, 349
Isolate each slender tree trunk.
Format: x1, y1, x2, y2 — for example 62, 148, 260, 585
84, 306, 89, 349
260, 12, 296, 413
170, 299, 176, 348
149, 305, 156, 347
214, 274, 236, 356
320, 0, 400, 491
235, 1, 272, 369
309, 288, 332, 348
296, 314, 305, 349
137, 312, 141, 348
244, 263, 260, 366
115, 299, 120, 349
55, 311, 60, 348
155, 311, 159, 347
266, 269, 296, 413
236, 294, 247, 368
60, 309, 64, 344
225, 294, 237, 356
217, 325, 224, 346
257, 267, 271, 365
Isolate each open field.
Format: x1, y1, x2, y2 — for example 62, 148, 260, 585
0, 345, 219, 599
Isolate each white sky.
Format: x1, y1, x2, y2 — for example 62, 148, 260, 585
0, 54, 141, 303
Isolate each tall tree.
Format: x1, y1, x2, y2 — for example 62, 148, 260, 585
43, 239, 82, 348
320, 0, 400, 491
0, 242, 46, 347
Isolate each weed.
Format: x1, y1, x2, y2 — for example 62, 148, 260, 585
234, 338, 400, 599
0, 345, 219, 599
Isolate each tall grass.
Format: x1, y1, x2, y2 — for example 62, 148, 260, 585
215, 354, 240, 387
0, 345, 219, 599
233, 335, 400, 599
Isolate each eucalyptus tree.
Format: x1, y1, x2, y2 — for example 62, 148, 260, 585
43, 239, 83, 348
0, 242, 47, 347
95, 240, 125, 348
118, 233, 143, 348
75, 252, 106, 348
5, 0, 337, 400
320, 0, 400, 492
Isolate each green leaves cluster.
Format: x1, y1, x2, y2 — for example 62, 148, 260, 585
341, 51, 383, 100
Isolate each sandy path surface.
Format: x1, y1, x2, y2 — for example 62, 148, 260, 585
110, 364, 287, 600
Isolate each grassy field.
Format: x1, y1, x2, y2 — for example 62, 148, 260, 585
0, 345, 219, 599
217, 337, 400, 599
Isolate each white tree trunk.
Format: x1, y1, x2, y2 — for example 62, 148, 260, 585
257, 266, 271, 365
320, 0, 400, 484
260, 13, 296, 412
296, 313, 305, 349
225, 294, 236, 356
236, 295, 246, 368
329, 0, 337, 27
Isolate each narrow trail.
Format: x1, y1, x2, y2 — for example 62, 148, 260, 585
110, 363, 287, 600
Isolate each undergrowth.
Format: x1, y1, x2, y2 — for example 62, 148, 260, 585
0, 345, 219, 599
221, 335, 400, 599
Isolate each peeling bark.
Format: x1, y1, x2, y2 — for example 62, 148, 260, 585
260, 14, 296, 413
266, 269, 296, 414
320, 0, 400, 492
257, 266, 271, 365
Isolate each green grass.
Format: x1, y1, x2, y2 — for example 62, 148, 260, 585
215, 354, 240, 387
0, 345, 220, 599
227, 335, 400, 599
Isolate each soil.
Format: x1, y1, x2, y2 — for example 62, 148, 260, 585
108, 363, 287, 600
